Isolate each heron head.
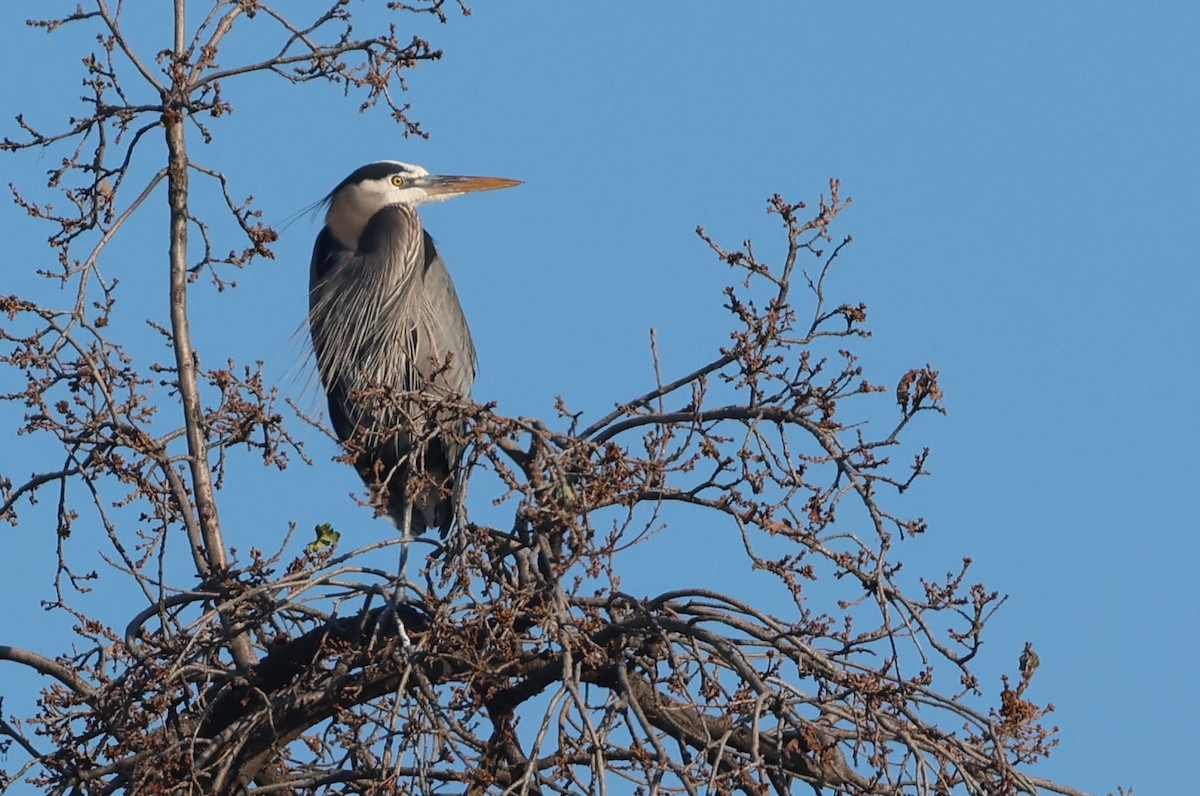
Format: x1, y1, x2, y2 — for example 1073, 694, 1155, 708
323, 160, 521, 249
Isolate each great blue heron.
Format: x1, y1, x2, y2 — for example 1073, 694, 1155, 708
308, 160, 521, 535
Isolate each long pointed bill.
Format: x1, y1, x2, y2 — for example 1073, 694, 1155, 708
422, 174, 523, 198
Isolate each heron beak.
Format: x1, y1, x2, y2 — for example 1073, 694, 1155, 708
422, 175, 523, 197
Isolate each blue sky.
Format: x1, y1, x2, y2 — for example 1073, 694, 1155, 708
2, 3, 1198, 793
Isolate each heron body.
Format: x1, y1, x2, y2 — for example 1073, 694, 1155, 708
307, 161, 520, 535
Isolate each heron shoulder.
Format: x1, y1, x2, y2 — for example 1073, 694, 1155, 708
309, 226, 347, 286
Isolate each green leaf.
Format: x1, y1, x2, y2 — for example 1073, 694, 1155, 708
306, 523, 341, 553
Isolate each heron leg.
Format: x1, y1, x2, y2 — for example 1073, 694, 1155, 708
392, 510, 414, 649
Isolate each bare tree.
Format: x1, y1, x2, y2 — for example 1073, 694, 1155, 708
0, 3, 1101, 795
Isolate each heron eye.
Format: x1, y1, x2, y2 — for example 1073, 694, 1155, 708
390, 175, 406, 187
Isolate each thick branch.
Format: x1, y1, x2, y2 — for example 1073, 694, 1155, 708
0, 645, 97, 700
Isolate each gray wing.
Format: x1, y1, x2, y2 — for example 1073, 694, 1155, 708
308, 226, 359, 443
414, 232, 478, 397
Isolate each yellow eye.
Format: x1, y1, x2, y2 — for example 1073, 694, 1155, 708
390, 175, 406, 187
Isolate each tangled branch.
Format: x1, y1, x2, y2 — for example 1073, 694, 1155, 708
0, 3, 1093, 795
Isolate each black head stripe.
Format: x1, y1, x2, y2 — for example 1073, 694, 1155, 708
338, 162, 412, 191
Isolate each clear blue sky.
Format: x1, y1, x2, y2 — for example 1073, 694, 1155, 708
2, 4, 1197, 793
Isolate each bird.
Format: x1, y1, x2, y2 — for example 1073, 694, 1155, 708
307, 160, 521, 536
1019, 642, 1040, 679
